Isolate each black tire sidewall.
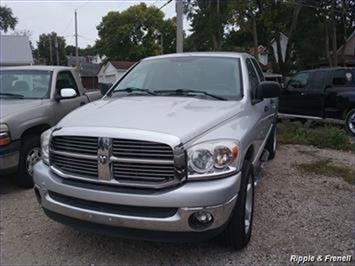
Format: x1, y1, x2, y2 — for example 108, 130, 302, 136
345, 109, 355, 137
16, 135, 40, 188
266, 125, 276, 160
225, 160, 254, 249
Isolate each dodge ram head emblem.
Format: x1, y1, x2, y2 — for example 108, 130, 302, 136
98, 155, 107, 164
97, 137, 112, 180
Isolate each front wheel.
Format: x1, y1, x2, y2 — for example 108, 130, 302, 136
16, 135, 41, 188
345, 109, 355, 137
224, 160, 254, 250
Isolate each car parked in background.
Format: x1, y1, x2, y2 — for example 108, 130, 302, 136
0, 66, 102, 187
279, 67, 355, 135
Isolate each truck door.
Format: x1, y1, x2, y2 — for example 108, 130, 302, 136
246, 58, 269, 154
279, 71, 310, 115
300, 70, 327, 117
53, 70, 88, 123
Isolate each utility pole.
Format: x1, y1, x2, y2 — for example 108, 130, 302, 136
175, 0, 183, 53
160, 34, 164, 54
55, 35, 59, 65
75, 10, 79, 67
48, 35, 53, 65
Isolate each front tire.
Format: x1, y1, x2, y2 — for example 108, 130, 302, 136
16, 135, 41, 188
224, 160, 254, 250
345, 109, 355, 137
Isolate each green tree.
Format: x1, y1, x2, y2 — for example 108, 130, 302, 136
0, 5, 17, 32
37, 32, 66, 65
184, 0, 230, 51
96, 3, 176, 61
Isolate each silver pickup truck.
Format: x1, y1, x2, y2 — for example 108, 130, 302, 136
0, 66, 101, 187
33, 53, 280, 249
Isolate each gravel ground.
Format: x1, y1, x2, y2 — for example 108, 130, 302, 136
0, 144, 354, 265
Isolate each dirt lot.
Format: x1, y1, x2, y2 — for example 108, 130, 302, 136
1, 144, 354, 265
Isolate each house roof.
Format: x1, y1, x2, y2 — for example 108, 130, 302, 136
110, 60, 136, 70
0, 35, 33, 65
337, 30, 355, 54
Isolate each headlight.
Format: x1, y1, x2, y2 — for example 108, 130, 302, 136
41, 128, 53, 165
187, 140, 239, 179
0, 124, 11, 146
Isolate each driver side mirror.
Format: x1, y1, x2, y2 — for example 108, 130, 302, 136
255, 81, 281, 99
56, 88, 77, 101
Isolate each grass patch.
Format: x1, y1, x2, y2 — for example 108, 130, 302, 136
295, 159, 354, 184
278, 121, 353, 151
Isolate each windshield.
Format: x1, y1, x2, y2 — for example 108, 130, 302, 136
110, 56, 243, 100
0, 70, 52, 99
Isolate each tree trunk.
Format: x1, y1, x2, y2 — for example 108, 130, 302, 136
276, 33, 286, 75
332, 0, 338, 66
283, 0, 303, 73
325, 23, 332, 67
252, 14, 258, 58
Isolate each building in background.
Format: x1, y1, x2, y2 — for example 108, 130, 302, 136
98, 60, 136, 84
0, 35, 33, 66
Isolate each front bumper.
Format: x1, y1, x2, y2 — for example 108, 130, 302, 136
0, 140, 20, 174
34, 161, 241, 235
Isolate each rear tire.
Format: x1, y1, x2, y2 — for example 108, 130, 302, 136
265, 125, 277, 160
16, 135, 41, 188
345, 109, 355, 137
224, 160, 254, 250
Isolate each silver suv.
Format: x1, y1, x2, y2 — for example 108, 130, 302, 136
33, 53, 280, 249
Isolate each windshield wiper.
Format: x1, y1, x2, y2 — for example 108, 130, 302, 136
111, 87, 156, 96
0, 93, 25, 98
154, 89, 226, 101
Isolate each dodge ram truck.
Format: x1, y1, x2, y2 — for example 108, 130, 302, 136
33, 53, 280, 249
0, 66, 102, 187
279, 67, 355, 135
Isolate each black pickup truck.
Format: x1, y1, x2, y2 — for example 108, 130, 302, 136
279, 67, 355, 135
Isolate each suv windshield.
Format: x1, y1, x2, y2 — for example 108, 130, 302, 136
0, 70, 52, 99
110, 56, 243, 100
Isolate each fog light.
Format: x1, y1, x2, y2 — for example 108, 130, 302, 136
189, 211, 214, 230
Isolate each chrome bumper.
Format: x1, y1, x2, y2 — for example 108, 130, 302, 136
34, 161, 241, 232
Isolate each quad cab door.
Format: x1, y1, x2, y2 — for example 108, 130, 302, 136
279, 71, 325, 117
52, 70, 88, 123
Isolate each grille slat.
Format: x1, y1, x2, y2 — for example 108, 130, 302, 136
50, 136, 177, 188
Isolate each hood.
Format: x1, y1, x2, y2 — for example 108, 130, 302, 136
0, 99, 43, 120
58, 96, 244, 142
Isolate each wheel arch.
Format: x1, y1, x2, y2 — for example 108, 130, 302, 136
21, 124, 51, 141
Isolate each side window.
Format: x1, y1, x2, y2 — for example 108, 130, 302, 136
309, 71, 326, 92
287, 72, 309, 92
246, 59, 260, 100
332, 69, 355, 87
251, 58, 265, 81
56, 71, 79, 95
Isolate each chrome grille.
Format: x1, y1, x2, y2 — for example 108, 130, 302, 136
50, 152, 98, 177
49, 135, 180, 188
112, 139, 173, 160
51, 136, 98, 155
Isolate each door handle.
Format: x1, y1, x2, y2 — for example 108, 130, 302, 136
300, 92, 305, 96
264, 106, 269, 112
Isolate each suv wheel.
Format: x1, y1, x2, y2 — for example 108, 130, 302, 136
16, 135, 41, 188
224, 160, 254, 250
345, 109, 355, 136
265, 125, 277, 160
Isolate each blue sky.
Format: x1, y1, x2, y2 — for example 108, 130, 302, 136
3, 0, 185, 48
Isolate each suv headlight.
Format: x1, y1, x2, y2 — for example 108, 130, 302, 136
187, 140, 239, 179
0, 124, 11, 146
41, 128, 53, 165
